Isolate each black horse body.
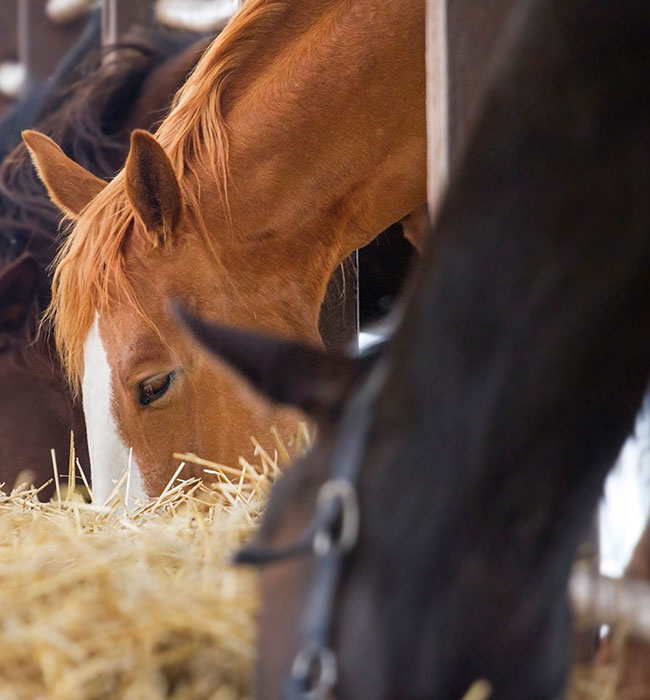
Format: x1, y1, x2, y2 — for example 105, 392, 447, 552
183, 0, 650, 696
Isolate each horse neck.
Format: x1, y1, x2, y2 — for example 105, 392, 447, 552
232, 0, 425, 247
196, 215, 330, 343
170, 0, 425, 311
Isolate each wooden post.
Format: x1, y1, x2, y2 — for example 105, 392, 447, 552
0, 0, 19, 116
101, 0, 153, 47
18, 0, 88, 86
0, 2, 18, 65
425, 0, 448, 221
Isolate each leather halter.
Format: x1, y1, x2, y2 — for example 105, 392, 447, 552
237, 359, 388, 699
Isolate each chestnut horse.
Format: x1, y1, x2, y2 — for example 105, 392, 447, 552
25, 0, 427, 501
182, 0, 650, 695
0, 28, 213, 498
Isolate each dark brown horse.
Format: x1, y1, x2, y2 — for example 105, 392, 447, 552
0, 26, 213, 499
182, 0, 650, 696
0, 253, 87, 496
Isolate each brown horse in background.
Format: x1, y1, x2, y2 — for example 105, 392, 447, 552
0, 254, 86, 498
25, 0, 427, 501
0, 27, 213, 499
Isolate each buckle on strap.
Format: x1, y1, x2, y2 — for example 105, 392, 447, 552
290, 644, 338, 699
313, 479, 359, 557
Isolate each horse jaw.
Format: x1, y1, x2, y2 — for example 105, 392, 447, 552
82, 314, 147, 506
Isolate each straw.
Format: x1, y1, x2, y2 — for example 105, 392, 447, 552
0, 427, 307, 699
1, 422, 639, 699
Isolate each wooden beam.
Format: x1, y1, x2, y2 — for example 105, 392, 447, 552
425, 0, 448, 219
0, 0, 19, 116
0, 1, 18, 66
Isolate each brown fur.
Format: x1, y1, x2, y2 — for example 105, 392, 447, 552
27, 0, 427, 495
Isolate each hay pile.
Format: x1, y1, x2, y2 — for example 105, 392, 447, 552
1, 422, 646, 700
0, 428, 310, 700
570, 664, 620, 700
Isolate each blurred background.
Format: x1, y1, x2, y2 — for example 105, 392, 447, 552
0, 1, 243, 121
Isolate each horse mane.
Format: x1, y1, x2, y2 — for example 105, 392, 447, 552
0, 26, 201, 272
48, 0, 293, 393
156, 0, 291, 211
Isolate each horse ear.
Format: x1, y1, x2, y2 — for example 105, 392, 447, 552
22, 130, 107, 219
0, 254, 41, 334
176, 307, 378, 418
125, 130, 182, 247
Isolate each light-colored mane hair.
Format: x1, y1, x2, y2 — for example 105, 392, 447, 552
46, 0, 291, 394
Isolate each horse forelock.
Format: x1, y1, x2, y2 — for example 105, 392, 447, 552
47, 165, 225, 397
45, 176, 137, 396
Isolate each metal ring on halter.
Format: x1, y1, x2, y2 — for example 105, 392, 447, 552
313, 479, 359, 557
291, 644, 338, 699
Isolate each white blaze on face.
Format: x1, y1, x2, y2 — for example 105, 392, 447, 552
82, 315, 147, 506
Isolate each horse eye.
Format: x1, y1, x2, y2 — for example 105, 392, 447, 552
138, 371, 174, 406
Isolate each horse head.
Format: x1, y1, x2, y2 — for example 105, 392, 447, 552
24, 128, 310, 501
